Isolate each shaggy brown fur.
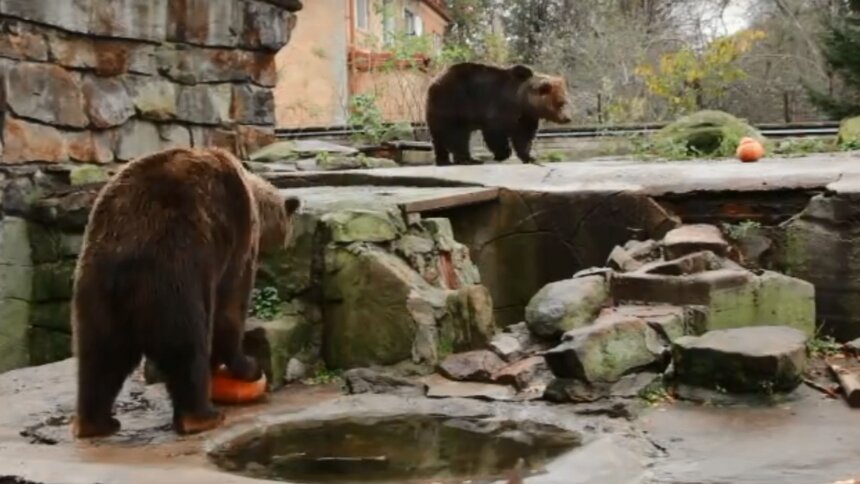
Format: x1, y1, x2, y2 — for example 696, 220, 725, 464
71, 147, 300, 438
426, 62, 572, 165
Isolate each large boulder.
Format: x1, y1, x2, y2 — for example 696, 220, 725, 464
322, 245, 445, 369
525, 275, 610, 339
612, 269, 815, 337
672, 326, 808, 393
654, 110, 763, 158
838, 116, 860, 148
777, 190, 860, 340
543, 313, 666, 383
661, 225, 731, 260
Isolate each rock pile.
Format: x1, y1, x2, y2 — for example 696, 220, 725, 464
418, 223, 815, 404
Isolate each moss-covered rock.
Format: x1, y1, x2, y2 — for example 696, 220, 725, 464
69, 164, 109, 185
258, 212, 319, 297
29, 302, 70, 332
28, 224, 82, 264
0, 299, 30, 372
28, 327, 71, 366
441, 285, 496, 353
654, 110, 763, 158
244, 313, 313, 390
672, 326, 807, 393
525, 275, 610, 339
321, 209, 406, 243
544, 314, 665, 383
31, 261, 75, 302
322, 245, 446, 369
612, 269, 815, 337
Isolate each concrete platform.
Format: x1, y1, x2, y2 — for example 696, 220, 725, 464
272, 151, 860, 195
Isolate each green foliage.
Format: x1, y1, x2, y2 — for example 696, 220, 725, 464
347, 93, 412, 145
437, 334, 454, 359
302, 365, 343, 386
639, 376, 674, 405
250, 286, 282, 321
721, 220, 762, 242
636, 30, 766, 115
807, 334, 842, 359
842, 138, 860, 151
772, 137, 839, 157
538, 151, 565, 163
808, 12, 860, 118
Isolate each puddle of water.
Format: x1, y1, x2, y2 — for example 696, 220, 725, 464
211, 415, 580, 483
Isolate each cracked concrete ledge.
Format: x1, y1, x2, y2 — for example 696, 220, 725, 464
267, 152, 860, 197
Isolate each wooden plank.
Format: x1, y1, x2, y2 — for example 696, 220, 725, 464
399, 187, 500, 214
828, 361, 860, 408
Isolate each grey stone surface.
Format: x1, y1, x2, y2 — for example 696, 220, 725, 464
343, 368, 428, 397
5, 62, 87, 128
81, 75, 134, 128
525, 275, 609, 339
545, 313, 666, 383
438, 350, 506, 383
662, 225, 730, 260
672, 326, 808, 393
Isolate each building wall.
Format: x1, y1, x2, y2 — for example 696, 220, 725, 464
349, 0, 451, 124
274, 0, 349, 128
275, 0, 450, 128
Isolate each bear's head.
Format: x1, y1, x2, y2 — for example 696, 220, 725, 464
511, 65, 572, 125
246, 173, 301, 254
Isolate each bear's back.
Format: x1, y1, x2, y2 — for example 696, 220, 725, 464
82, 148, 255, 260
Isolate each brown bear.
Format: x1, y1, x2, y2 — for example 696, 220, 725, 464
425, 62, 572, 165
71, 147, 300, 438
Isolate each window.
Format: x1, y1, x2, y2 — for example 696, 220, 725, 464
382, 0, 395, 45
355, 0, 369, 30
404, 8, 423, 36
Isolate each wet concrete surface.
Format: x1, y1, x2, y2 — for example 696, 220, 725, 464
642, 386, 860, 484
2, 359, 858, 483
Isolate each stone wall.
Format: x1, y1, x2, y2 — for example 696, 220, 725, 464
0, 0, 301, 165
0, 0, 302, 372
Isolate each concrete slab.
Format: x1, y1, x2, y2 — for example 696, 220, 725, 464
270, 151, 860, 196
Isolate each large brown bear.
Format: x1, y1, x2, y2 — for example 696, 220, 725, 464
426, 62, 572, 165
71, 147, 300, 438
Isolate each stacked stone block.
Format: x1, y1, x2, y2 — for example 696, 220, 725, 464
0, 0, 301, 165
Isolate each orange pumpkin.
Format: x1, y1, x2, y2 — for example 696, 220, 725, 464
211, 366, 267, 404
736, 137, 765, 163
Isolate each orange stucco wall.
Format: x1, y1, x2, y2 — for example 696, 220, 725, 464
275, 0, 450, 128
274, 0, 349, 128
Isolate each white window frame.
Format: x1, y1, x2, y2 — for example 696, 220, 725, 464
355, 0, 369, 31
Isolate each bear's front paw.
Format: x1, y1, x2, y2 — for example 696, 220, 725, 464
226, 355, 262, 382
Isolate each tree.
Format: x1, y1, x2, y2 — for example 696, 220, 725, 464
636, 29, 766, 115
808, 2, 860, 118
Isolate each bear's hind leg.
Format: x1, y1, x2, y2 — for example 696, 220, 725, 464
73, 330, 141, 438
212, 261, 261, 382
165, 352, 224, 434
148, 294, 224, 435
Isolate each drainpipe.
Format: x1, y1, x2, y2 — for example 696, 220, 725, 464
346, 0, 357, 100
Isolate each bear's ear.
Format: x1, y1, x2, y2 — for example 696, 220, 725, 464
284, 196, 301, 215
510, 65, 533, 80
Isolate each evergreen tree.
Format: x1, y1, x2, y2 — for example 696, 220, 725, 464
808, 2, 860, 118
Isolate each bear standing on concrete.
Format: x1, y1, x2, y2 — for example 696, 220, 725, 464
71, 147, 300, 438
426, 62, 572, 165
